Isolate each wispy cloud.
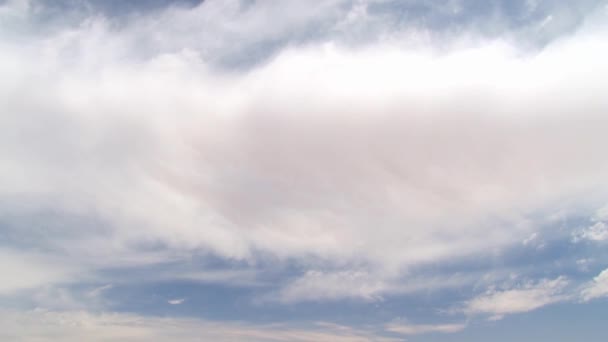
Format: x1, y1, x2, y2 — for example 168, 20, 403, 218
572, 206, 608, 242
167, 298, 185, 305
463, 277, 570, 320
0, 249, 81, 295
385, 321, 466, 336
581, 268, 608, 301
0, 309, 402, 342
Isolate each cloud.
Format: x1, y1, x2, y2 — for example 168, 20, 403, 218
2, 0, 608, 319
277, 270, 387, 302
573, 205, 608, 242
463, 276, 569, 320
274, 269, 480, 303
3, 0, 608, 296
87, 284, 113, 298
385, 321, 465, 335
6, 30, 608, 281
0, 249, 81, 295
523, 232, 539, 246
576, 222, 608, 242
167, 298, 185, 305
581, 268, 608, 301
0, 309, 402, 342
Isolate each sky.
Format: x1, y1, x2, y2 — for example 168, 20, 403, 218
1, 0, 608, 341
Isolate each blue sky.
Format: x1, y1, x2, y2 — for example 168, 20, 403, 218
1, 0, 608, 341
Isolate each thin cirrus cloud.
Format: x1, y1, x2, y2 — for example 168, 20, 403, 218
2, 0, 608, 341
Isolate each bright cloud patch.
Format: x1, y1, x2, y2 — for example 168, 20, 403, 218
463, 277, 569, 320
168, 298, 185, 305
581, 269, 608, 301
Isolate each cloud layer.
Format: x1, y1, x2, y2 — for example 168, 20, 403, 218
2, 0, 608, 340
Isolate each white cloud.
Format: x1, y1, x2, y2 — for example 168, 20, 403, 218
573, 204, 608, 242
463, 277, 569, 320
577, 222, 608, 242
86, 284, 113, 298
168, 298, 185, 305
1, 0, 608, 304
581, 268, 608, 301
277, 270, 387, 303
523, 232, 538, 246
0, 249, 81, 295
385, 321, 466, 335
595, 204, 608, 221
274, 270, 479, 303
0, 309, 401, 342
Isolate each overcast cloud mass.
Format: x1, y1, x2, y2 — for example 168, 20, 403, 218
2, 0, 608, 341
